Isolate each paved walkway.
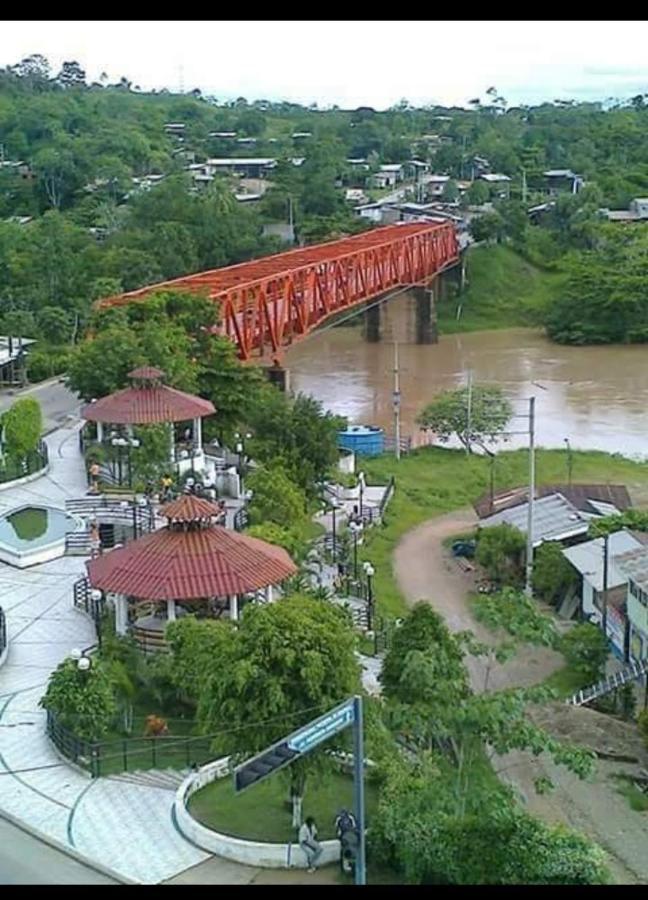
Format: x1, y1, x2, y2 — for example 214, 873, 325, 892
0, 424, 212, 883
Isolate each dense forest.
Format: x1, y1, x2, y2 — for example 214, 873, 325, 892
3, 51, 648, 369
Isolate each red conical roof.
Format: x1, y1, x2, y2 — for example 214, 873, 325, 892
86, 524, 297, 600
161, 494, 222, 522
82, 376, 215, 425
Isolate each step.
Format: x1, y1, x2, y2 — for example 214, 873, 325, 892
108, 768, 189, 790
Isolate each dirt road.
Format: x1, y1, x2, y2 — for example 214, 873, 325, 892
394, 508, 647, 885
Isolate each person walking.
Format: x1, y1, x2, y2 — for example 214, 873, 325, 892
299, 816, 323, 872
89, 520, 101, 558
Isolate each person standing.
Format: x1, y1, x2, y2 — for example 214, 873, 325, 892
299, 816, 323, 872
89, 461, 100, 494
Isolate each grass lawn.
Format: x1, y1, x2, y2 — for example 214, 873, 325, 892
437, 245, 562, 334
360, 445, 648, 620
612, 775, 648, 812
188, 770, 380, 842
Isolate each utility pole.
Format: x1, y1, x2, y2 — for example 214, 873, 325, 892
602, 533, 609, 645
393, 341, 401, 461
465, 370, 473, 456
521, 168, 527, 205
524, 396, 536, 597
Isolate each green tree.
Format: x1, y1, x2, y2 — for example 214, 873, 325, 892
246, 522, 305, 561
469, 211, 505, 243
36, 306, 73, 344
475, 523, 526, 585
1, 396, 42, 461
197, 595, 360, 824
560, 623, 608, 685
40, 657, 117, 740
472, 586, 559, 646
247, 463, 307, 528
372, 754, 608, 884
466, 180, 490, 205
165, 617, 235, 704
532, 541, 578, 606
416, 385, 512, 452
588, 508, 648, 538
442, 179, 459, 203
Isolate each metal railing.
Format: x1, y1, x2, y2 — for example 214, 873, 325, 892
233, 506, 249, 532
46, 709, 223, 778
379, 476, 396, 518
0, 440, 48, 485
566, 657, 648, 707
0, 607, 6, 658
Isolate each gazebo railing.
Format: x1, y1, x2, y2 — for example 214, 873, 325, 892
46, 709, 223, 778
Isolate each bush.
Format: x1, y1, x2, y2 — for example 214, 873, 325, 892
246, 522, 304, 560
533, 541, 578, 607
475, 523, 526, 586
637, 709, 648, 748
27, 348, 71, 383
40, 657, 117, 741
560, 623, 608, 685
1, 396, 42, 461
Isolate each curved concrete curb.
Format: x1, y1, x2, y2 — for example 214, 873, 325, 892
0, 807, 137, 884
0, 463, 49, 493
174, 758, 339, 869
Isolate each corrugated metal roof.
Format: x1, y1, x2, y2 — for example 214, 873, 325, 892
86, 524, 297, 600
563, 529, 643, 591
479, 493, 588, 545
615, 547, 648, 591
82, 384, 215, 425
474, 483, 630, 519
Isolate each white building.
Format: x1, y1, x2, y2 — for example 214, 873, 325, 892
563, 529, 644, 659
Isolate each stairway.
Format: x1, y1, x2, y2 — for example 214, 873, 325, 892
566, 658, 648, 707
108, 768, 189, 791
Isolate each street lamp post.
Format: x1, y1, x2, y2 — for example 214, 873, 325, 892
90, 589, 103, 649
349, 520, 363, 583
358, 471, 366, 520
564, 438, 573, 488
234, 432, 252, 496
362, 561, 375, 631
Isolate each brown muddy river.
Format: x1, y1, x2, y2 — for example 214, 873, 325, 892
286, 293, 648, 458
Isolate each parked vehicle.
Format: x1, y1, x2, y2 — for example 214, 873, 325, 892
451, 540, 476, 559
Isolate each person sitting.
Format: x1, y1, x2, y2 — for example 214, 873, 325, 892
299, 816, 323, 873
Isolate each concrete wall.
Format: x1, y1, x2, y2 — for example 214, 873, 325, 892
174, 757, 340, 869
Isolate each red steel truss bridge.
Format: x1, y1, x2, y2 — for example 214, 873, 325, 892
97, 222, 459, 362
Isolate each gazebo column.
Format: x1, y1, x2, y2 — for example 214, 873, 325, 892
194, 416, 203, 452
230, 595, 239, 621
96, 421, 104, 443
114, 594, 129, 636
167, 599, 177, 622
265, 585, 273, 604
169, 422, 175, 463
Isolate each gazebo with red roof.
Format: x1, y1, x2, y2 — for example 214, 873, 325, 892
82, 367, 215, 476
86, 494, 297, 649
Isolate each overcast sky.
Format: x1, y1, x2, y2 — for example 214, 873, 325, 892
2, 20, 648, 109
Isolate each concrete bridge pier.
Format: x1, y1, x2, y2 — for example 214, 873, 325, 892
363, 301, 382, 342
413, 281, 438, 344
266, 364, 290, 392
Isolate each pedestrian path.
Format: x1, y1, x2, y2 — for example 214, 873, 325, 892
0, 425, 212, 883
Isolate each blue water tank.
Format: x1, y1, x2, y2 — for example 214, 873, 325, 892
337, 425, 385, 457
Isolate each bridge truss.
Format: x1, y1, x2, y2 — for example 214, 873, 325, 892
98, 223, 459, 362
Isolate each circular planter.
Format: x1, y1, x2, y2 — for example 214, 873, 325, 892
174, 758, 339, 869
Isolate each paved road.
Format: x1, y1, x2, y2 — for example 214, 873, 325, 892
0, 817, 119, 884
0, 379, 81, 435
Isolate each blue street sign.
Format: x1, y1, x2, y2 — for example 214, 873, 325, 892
287, 700, 355, 754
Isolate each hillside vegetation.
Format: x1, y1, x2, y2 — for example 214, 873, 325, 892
437, 245, 563, 334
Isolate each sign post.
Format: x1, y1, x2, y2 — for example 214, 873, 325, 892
232, 695, 366, 885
